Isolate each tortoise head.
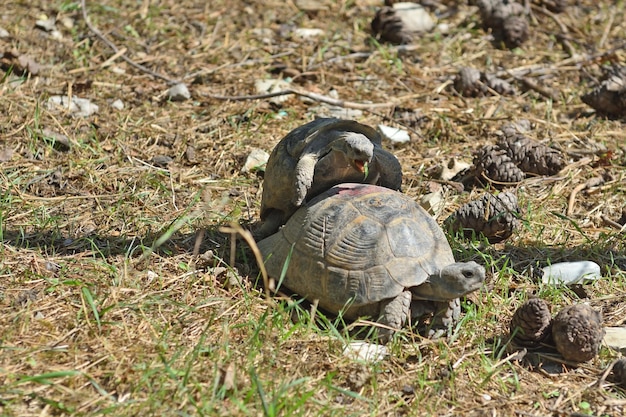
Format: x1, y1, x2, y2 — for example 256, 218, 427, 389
330, 132, 375, 173
412, 261, 485, 301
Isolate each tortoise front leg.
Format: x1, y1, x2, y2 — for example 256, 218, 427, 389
293, 154, 317, 206
378, 290, 411, 342
427, 298, 461, 339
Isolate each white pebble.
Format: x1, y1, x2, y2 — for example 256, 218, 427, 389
392, 3, 436, 33
111, 99, 125, 110
603, 327, 626, 354
46, 96, 99, 117
342, 342, 388, 363
255, 79, 291, 104
292, 28, 325, 41
242, 148, 270, 173
541, 261, 601, 285
378, 124, 410, 143
167, 83, 190, 101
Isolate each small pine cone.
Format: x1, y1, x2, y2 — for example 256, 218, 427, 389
510, 298, 552, 347
502, 15, 529, 48
473, 145, 525, 185
581, 66, 626, 117
612, 358, 626, 387
371, 7, 413, 44
455, 67, 486, 97
552, 304, 604, 363
445, 191, 520, 243
477, 0, 528, 48
497, 132, 565, 176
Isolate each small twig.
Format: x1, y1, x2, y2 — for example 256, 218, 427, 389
599, 13, 614, 49
183, 52, 294, 81
601, 215, 626, 231
595, 358, 618, 388
204, 88, 396, 110
516, 76, 560, 101
567, 177, 604, 216
81, 0, 179, 84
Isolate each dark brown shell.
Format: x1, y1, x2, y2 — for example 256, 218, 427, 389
552, 304, 604, 363
259, 118, 402, 237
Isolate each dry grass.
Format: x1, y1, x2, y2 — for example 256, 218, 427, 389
1, 0, 625, 415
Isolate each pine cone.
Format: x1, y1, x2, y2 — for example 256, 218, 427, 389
510, 298, 552, 347
612, 358, 626, 387
473, 145, 525, 185
476, 0, 528, 48
502, 16, 529, 48
581, 66, 626, 117
455, 67, 486, 97
371, 7, 413, 44
552, 304, 604, 363
497, 131, 565, 176
445, 191, 520, 243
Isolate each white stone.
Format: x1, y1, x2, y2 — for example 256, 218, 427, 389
168, 83, 190, 101
603, 327, 626, 354
111, 99, 125, 110
342, 342, 388, 362
440, 158, 471, 181
242, 148, 270, 173
392, 3, 436, 33
35, 17, 57, 32
255, 79, 291, 104
292, 28, 325, 41
378, 124, 410, 143
46, 96, 99, 117
541, 261, 602, 285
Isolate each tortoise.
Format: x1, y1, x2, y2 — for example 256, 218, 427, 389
257, 183, 486, 340
257, 118, 402, 238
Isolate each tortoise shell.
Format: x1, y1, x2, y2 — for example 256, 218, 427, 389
258, 118, 402, 237
258, 183, 457, 320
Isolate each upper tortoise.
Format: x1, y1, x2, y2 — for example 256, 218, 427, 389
257, 118, 402, 238
258, 183, 485, 341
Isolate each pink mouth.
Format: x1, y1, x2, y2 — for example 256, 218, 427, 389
354, 160, 366, 172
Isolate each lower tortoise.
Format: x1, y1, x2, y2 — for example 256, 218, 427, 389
258, 183, 485, 341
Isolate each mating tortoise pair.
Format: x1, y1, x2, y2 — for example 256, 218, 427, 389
256, 118, 485, 340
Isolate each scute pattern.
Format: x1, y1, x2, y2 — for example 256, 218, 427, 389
258, 183, 459, 320
326, 216, 381, 269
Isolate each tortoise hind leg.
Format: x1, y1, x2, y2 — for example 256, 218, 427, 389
254, 210, 286, 240
377, 290, 411, 342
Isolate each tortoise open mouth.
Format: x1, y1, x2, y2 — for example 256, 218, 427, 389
353, 159, 367, 173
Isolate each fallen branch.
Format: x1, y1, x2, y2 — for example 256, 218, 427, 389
204, 88, 397, 109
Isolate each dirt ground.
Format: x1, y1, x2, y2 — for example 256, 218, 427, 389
1, 0, 625, 416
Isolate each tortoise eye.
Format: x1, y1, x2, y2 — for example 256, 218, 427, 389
462, 270, 475, 278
